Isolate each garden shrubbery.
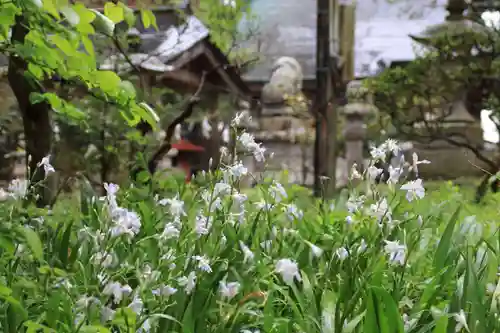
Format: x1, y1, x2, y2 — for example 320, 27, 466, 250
0, 117, 499, 333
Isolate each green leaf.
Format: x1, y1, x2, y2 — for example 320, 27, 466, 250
28, 63, 44, 80
50, 34, 76, 56
372, 287, 405, 333
92, 70, 121, 94
1, 294, 28, 320
79, 326, 111, 333
141, 9, 158, 30
82, 35, 95, 60
17, 226, 43, 261
104, 2, 124, 24
73, 3, 96, 24
343, 311, 366, 333
43, 0, 60, 19
433, 207, 460, 271
59, 222, 73, 269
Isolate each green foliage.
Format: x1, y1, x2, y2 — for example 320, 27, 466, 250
0, 137, 500, 332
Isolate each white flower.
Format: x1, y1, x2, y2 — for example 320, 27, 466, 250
37, 155, 55, 175
222, 0, 236, 7
152, 285, 177, 297
350, 164, 362, 180
357, 239, 367, 254
401, 179, 425, 202
310, 243, 323, 258
101, 306, 116, 322
158, 196, 186, 217
370, 146, 386, 161
284, 204, 303, 221
453, 310, 470, 332
366, 165, 383, 182
173, 124, 182, 141
103, 282, 132, 304
346, 194, 365, 213
76, 295, 100, 309
0, 188, 9, 202
255, 200, 273, 211
219, 280, 241, 299
109, 208, 141, 239
202, 117, 212, 139
387, 165, 403, 185
239, 241, 254, 263
270, 181, 288, 203
369, 198, 392, 223
222, 127, 230, 143
192, 255, 212, 273
231, 110, 251, 127
91, 251, 114, 268
275, 258, 301, 285
128, 295, 144, 314
238, 132, 266, 162
162, 221, 181, 239
195, 214, 212, 237
178, 271, 197, 294
382, 139, 400, 155
213, 182, 232, 198
8, 179, 28, 199
384, 240, 407, 266
410, 152, 430, 176
336, 247, 349, 261
225, 161, 248, 179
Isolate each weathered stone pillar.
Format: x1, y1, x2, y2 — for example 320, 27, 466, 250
342, 80, 375, 173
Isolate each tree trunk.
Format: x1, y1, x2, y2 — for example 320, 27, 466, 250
8, 15, 52, 207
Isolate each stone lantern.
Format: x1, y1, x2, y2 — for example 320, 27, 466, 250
342, 80, 377, 174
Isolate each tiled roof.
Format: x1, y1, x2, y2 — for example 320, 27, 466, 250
239, 0, 449, 82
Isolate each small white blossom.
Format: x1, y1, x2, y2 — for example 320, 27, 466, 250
269, 181, 288, 203
346, 194, 365, 213
384, 240, 407, 266
109, 208, 141, 239
367, 165, 383, 182
91, 251, 114, 268
401, 179, 425, 202
178, 271, 197, 294
195, 214, 212, 237
387, 165, 403, 185
103, 282, 132, 304
357, 239, 367, 254
453, 310, 470, 332
8, 179, 28, 200
158, 196, 186, 217
336, 247, 349, 261
275, 258, 301, 285
350, 164, 362, 180
284, 203, 304, 221
0, 188, 9, 201
239, 241, 254, 263
128, 294, 144, 314
192, 255, 212, 273
202, 117, 212, 139
219, 280, 241, 299
410, 152, 430, 176
369, 198, 392, 224
370, 145, 386, 161
101, 306, 116, 322
161, 223, 180, 240
37, 155, 55, 175
310, 243, 323, 258
152, 285, 177, 297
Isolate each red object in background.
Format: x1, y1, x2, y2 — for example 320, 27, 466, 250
171, 140, 205, 152
171, 139, 204, 183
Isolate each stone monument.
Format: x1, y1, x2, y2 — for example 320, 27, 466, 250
251, 56, 315, 185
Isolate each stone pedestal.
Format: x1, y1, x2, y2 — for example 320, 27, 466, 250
411, 98, 489, 179
342, 80, 376, 174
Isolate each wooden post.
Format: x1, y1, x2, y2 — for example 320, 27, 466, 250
314, 0, 333, 197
